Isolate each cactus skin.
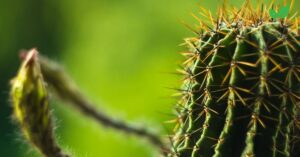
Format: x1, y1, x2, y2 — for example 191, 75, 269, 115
10, 49, 70, 157
170, 2, 300, 157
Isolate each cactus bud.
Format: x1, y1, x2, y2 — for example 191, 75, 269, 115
10, 49, 70, 157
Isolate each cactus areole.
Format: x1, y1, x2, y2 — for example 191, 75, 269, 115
170, 1, 300, 157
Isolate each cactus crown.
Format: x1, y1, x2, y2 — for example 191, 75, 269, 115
170, 1, 300, 157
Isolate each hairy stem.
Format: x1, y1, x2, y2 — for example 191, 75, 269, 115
38, 54, 169, 155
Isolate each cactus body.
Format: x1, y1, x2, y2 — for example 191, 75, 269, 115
171, 2, 300, 157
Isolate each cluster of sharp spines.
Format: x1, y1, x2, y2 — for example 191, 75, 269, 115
169, 1, 300, 157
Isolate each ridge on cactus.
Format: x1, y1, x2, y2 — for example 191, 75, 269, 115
169, 0, 300, 157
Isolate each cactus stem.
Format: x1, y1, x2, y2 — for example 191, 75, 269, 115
35, 53, 169, 155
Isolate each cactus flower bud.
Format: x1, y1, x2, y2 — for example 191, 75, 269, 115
10, 49, 70, 157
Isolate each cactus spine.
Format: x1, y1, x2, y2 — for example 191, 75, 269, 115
170, 1, 300, 157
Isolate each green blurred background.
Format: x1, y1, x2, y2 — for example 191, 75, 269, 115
0, 0, 299, 157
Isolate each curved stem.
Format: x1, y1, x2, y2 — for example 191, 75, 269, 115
38, 55, 169, 156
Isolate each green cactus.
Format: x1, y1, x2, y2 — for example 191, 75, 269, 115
170, 1, 300, 157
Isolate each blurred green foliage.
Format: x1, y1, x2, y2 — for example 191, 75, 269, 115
0, 0, 299, 157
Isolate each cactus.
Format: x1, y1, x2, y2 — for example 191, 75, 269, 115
8, 1, 300, 157
170, 1, 300, 157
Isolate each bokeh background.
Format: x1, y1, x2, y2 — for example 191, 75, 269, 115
0, 0, 299, 157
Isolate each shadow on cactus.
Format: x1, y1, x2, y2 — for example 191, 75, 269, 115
8, 0, 300, 157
